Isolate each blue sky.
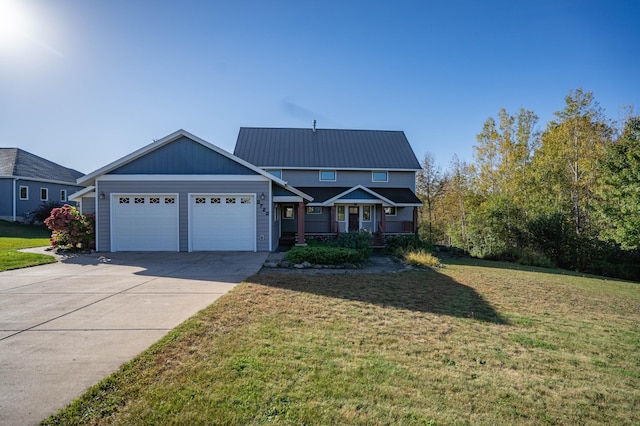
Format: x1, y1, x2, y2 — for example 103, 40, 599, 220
1, 0, 638, 174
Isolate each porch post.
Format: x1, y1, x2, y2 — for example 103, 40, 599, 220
380, 206, 386, 238
296, 202, 306, 245
413, 206, 418, 234
330, 205, 336, 234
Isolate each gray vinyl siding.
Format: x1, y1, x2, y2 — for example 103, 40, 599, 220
282, 170, 416, 191
380, 206, 415, 233
81, 197, 96, 215
110, 136, 258, 175
305, 207, 331, 233
4, 179, 82, 220
0, 179, 12, 218
96, 179, 271, 252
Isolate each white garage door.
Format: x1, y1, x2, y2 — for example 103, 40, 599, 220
190, 194, 255, 251
112, 194, 179, 251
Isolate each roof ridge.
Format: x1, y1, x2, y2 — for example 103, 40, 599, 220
239, 127, 403, 133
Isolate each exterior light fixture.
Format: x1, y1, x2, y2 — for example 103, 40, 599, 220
260, 193, 265, 200
99, 192, 105, 200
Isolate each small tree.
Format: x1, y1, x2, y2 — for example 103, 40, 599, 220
44, 204, 95, 249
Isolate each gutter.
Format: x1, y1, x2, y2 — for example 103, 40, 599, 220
12, 178, 16, 221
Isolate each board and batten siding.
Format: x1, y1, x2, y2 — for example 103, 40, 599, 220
96, 180, 271, 252
0, 179, 13, 219
281, 170, 416, 191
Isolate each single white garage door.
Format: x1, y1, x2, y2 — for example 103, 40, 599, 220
190, 194, 255, 251
112, 194, 179, 251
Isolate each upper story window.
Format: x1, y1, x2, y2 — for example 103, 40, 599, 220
19, 186, 28, 200
40, 188, 48, 201
60, 190, 67, 202
320, 170, 336, 181
372, 171, 388, 182
267, 170, 282, 179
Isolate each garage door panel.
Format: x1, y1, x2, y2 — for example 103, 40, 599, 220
190, 195, 255, 251
112, 195, 178, 252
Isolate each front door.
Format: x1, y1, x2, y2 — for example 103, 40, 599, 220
348, 206, 359, 231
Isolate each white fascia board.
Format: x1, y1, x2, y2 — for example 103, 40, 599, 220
258, 166, 421, 172
326, 199, 385, 206
273, 196, 303, 203
394, 203, 423, 207
97, 174, 269, 182
69, 186, 96, 201
278, 184, 313, 201
322, 185, 396, 206
4, 175, 84, 186
79, 129, 292, 187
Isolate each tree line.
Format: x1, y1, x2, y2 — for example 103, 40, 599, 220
417, 89, 640, 280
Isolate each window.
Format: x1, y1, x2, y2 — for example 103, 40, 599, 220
241, 197, 252, 204
306, 206, 321, 214
363, 206, 371, 221
164, 197, 175, 204
60, 190, 67, 201
226, 197, 236, 204
372, 171, 388, 182
19, 186, 28, 200
268, 170, 282, 179
384, 206, 397, 216
40, 188, 48, 201
320, 170, 336, 181
211, 197, 220, 204
195, 197, 206, 204
119, 197, 130, 204
150, 197, 160, 204
284, 206, 294, 219
337, 206, 345, 221
134, 197, 145, 204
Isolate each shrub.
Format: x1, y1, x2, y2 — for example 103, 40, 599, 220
404, 250, 442, 268
386, 234, 432, 257
285, 246, 365, 265
334, 230, 372, 259
28, 201, 64, 224
44, 204, 95, 249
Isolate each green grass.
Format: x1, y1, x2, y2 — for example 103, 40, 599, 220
43, 259, 640, 425
0, 220, 55, 271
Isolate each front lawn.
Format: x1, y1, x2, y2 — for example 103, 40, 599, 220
44, 260, 640, 425
0, 220, 55, 271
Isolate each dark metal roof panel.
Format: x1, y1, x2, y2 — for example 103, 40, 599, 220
0, 148, 84, 183
234, 128, 421, 170
369, 187, 422, 204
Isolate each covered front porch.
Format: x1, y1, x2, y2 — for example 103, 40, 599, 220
273, 185, 421, 248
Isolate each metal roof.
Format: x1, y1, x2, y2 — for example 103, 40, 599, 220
233, 127, 421, 170
0, 148, 84, 183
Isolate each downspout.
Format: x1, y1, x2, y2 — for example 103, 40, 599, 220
12, 178, 17, 221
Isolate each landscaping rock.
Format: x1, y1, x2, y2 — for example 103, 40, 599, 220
279, 260, 291, 268
263, 262, 278, 268
294, 263, 305, 269
344, 263, 357, 269
301, 261, 312, 268
313, 264, 323, 269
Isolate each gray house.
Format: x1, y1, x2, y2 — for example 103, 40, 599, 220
0, 148, 84, 222
72, 127, 421, 252
234, 127, 422, 247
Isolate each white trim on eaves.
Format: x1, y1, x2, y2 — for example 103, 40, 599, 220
97, 174, 270, 182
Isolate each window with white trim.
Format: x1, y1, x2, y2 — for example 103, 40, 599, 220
384, 206, 397, 216
60, 190, 67, 201
306, 206, 321, 214
268, 170, 282, 179
284, 205, 294, 219
19, 186, 28, 200
319, 170, 336, 181
337, 206, 345, 221
372, 171, 388, 182
363, 206, 371, 221
40, 188, 48, 201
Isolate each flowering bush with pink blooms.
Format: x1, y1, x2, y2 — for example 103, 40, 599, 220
44, 204, 95, 249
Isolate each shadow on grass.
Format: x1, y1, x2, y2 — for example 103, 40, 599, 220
253, 270, 509, 324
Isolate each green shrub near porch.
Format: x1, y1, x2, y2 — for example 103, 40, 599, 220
285, 246, 365, 265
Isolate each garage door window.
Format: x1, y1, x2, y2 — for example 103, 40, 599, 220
226, 197, 236, 204
119, 197, 129, 204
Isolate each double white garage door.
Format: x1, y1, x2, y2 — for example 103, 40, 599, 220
112, 194, 255, 251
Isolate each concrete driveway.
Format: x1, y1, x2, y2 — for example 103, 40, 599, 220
0, 251, 267, 426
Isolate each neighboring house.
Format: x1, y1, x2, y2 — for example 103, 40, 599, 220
71, 127, 421, 252
234, 127, 422, 247
0, 148, 84, 222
